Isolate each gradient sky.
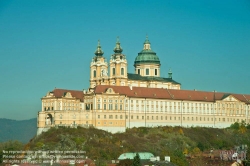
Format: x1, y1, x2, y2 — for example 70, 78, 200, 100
0, 0, 250, 120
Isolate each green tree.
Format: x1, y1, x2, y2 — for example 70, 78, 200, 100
197, 142, 205, 151
246, 123, 250, 129
0, 140, 24, 164
132, 153, 141, 166
230, 122, 240, 130
171, 150, 188, 166
239, 120, 247, 134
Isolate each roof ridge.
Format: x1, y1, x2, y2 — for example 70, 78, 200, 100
165, 88, 174, 99
242, 94, 250, 104
54, 88, 82, 91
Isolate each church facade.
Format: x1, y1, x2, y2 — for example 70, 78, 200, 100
89, 37, 180, 89
37, 37, 250, 135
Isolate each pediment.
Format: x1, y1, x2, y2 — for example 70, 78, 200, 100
105, 88, 115, 94
64, 92, 73, 98
222, 95, 239, 102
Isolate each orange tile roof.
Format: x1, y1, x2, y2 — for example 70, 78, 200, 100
94, 85, 250, 104
52, 89, 84, 102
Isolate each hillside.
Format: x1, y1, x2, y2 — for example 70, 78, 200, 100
26, 124, 250, 166
0, 118, 37, 143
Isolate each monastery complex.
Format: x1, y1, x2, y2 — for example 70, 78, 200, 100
37, 37, 250, 135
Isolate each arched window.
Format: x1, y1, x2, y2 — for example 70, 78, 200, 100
155, 69, 157, 76
93, 70, 96, 78
146, 68, 149, 75
121, 68, 124, 75
138, 69, 140, 75
112, 68, 115, 75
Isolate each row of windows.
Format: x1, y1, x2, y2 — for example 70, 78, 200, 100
58, 121, 89, 125
44, 103, 80, 106
98, 122, 123, 125
95, 99, 247, 109
126, 106, 245, 112
126, 115, 244, 122
134, 100, 246, 108
95, 104, 247, 115
98, 104, 123, 110
44, 107, 53, 111
98, 115, 123, 119
62, 103, 79, 106
98, 99, 123, 103
127, 105, 215, 110
128, 110, 246, 116
127, 105, 244, 111
124, 106, 245, 112
112, 68, 124, 76
95, 114, 245, 123
137, 68, 158, 76
97, 119, 246, 125
58, 114, 88, 119
93, 68, 125, 77
44, 107, 83, 111
63, 107, 82, 111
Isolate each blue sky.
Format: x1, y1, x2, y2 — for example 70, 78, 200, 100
0, 0, 250, 120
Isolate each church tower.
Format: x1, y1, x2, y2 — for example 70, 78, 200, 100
134, 36, 161, 77
109, 37, 128, 86
90, 40, 109, 88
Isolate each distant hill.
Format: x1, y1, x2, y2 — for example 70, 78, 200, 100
0, 118, 37, 143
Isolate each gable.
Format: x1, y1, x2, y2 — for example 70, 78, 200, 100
105, 88, 115, 94
64, 92, 73, 98
222, 95, 239, 102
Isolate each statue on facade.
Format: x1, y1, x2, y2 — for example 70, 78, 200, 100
101, 69, 108, 77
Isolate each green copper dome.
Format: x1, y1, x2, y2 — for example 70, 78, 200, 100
134, 37, 160, 66
113, 36, 123, 54
94, 40, 104, 56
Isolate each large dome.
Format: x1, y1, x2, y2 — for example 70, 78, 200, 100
134, 37, 160, 66
134, 49, 160, 65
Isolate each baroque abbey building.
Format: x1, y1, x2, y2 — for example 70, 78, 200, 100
37, 37, 250, 135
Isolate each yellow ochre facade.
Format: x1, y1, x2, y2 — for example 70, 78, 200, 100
37, 37, 250, 135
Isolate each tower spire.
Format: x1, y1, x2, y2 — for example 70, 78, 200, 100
95, 40, 104, 56
114, 36, 123, 53
143, 35, 151, 50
